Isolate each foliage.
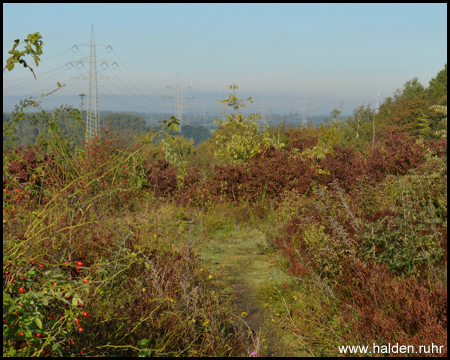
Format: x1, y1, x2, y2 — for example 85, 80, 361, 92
339, 104, 375, 150
160, 134, 195, 186
4, 32, 43, 79
426, 64, 447, 103
430, 105, 447, 139
373, 71, 447, 140
180, 124, 212, 146
212, 84, 283, 165
300, 124, 342, 159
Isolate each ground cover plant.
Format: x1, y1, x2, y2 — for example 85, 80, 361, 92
3, 34, 447, 357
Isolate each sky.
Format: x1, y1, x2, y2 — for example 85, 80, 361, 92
3, 3, 448, 116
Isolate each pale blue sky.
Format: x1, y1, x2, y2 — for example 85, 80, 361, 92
3, 3, 447, 115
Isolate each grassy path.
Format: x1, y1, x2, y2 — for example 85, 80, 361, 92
197, 223, 301, 357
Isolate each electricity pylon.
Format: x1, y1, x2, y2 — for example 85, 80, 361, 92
71, 25, 113, 143
175, 74, 183, 132
292, 99, 315, 126
260, 100, 267, 132
164, 75, 195, 133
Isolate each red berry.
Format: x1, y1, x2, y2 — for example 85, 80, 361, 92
39, 264, 44, 268
36, 333, 41, 337
83, 278, 88, 283
19, 287, 24, 293
76, 261, 83, 266
49, 314, 54, 319
75, 318, 80, 325
82, 311, 89, 318
78, 326, 83, 333
70, 338, 75, 343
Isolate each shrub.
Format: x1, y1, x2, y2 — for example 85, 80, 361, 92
146, 159, 178, 198
336, 257, 447, 357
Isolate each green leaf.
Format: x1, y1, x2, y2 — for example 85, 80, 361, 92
35, 317, 42, 329
137, 339, 149, 347
7, 62, 14, 71
144, 262, 150, 270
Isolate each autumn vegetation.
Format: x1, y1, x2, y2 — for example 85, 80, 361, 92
3, 34, 447, 356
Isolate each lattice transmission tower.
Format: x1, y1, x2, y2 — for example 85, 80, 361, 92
163, 74, 194, 133
292, 99, 316, 126
175, 74, 183, 132
70, 25, 114, 143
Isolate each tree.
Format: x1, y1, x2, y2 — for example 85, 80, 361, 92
426, 64, 447, 103
399, 77, 425, 99
375, 77, 441, 138
339, 104, 375, 150
212, 84, 283, 165
430, 105, 447, 139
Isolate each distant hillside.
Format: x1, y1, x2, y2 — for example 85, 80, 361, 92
3, 111, 212, 148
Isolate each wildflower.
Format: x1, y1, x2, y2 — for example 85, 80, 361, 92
251, 352, 257, 357
208, 275, 213, 279
242, 312, 247, 317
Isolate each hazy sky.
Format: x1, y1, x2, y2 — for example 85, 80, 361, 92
3, 3, 447, 115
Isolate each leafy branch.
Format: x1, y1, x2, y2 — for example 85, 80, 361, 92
4, 32, 44, 79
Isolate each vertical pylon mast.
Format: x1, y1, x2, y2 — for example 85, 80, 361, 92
175, 74, 183, 133
87, 25, 99, 142
292, 99, 315, 127
72, 25, 111, 143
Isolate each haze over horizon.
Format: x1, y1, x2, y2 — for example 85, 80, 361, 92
3, 3, 447, 117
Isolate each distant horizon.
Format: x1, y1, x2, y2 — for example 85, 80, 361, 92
3, 4, 447, 117
2, 93, 356, 118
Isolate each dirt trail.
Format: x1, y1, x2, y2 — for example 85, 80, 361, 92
199, 227, 294, 357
